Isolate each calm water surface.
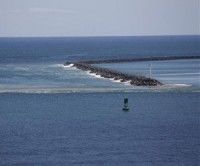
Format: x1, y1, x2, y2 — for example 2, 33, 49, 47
0, 36, 199, 165
0, 92, 199, 166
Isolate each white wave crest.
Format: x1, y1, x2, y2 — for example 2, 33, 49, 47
113, 79, 122, 83
51, 63, 74, 68
64, 63, 74, 68
86, 71, 105, 79
86, 72, 131, 86
51, 64, 77, 71
109, 78, 124, 83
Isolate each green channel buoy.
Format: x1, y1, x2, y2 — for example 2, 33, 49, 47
123, 98, 129, 111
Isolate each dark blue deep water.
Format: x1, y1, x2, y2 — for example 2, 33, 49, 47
0, 36, 199, 64
0, 93, 199, 166
0, 36, 200, 165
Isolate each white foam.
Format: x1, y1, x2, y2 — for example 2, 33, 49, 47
63, 63, 74, 68
109, 78, 123, 83
123, 80, 131, 86
109, 78, 115, 81
85, 71, 127, 83
94, 74, 103, 79
173, 84, 191, 87
52, 63, 74, 68
108, 77, 132, 85
53, 63, 77, 70
86, 71, 105, 79
113, 79, 122, 83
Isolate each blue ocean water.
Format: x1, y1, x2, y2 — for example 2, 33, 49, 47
0, 36, 199, 93
0, 93, 199, 165
0, 36, 199, 64
0, 36, 200, 165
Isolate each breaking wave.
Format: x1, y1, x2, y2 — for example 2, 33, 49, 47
63, 63, 74, 68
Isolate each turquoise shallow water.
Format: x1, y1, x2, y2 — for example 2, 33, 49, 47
0, 92, 199, 166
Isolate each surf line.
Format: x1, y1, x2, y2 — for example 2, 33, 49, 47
64, 55, 200, 86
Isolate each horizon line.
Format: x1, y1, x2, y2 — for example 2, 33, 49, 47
0, 34, 199, 38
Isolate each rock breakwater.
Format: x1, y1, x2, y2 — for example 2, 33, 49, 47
64, 55, 199, 86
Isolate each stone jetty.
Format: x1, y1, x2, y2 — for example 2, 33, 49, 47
64, 55, 200, 86
72, 63, 162, 86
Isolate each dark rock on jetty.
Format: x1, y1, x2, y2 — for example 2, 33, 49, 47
70, 63, 162, 86
65, 56, 199, 86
